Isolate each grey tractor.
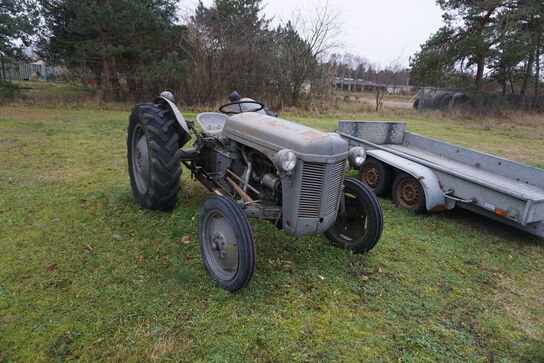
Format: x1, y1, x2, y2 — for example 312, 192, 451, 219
127, 91, 383, 291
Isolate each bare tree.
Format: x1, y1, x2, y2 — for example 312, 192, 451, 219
374, 57, 403, 111
274, 0, 341, 107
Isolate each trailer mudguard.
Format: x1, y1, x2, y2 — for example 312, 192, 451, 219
367, 149, 447, 211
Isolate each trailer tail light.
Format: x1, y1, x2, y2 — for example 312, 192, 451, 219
495, 208, 507, 217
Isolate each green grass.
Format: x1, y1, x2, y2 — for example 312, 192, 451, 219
0, 106, 543, 361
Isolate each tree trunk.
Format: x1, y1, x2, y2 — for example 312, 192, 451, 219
475, 53, 485, 88
101, 54, 112, 103
521, 14, 536, 96
1, 57, 5, 82
99, 27, 112, 103
520, 56, 534, 96
510, 75, 515, 95
291, 86, 300, 107
534, 36, 541, 97
110, 56, 121, 102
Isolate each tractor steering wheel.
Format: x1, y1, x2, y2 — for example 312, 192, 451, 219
219, 100, 265, 115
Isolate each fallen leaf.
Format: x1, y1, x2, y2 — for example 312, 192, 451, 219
112, 234, 122, 241
181, 235, 190, 244
136, 255, 144, 262
155, 229, 163, 235
361, 275, 369, 281
47, 263, 59, 273
83, 244, 93, 253
52, 218, 61, 223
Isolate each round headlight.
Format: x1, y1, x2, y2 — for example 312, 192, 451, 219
274, 149, 297, 172
348, 147, 366, 167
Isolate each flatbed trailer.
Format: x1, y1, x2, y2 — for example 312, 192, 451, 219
338, 121, 544, 238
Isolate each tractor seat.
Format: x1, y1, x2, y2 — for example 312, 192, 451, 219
196, 112, 229, 135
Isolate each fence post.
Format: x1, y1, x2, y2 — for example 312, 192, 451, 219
42, 62, 48, 81
418, 87, 424, 112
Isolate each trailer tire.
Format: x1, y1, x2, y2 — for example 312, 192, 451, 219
359, 157, 392, 196
127, 103, 182, 211
392, 173, 426, 213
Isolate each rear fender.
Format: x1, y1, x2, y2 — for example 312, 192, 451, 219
155, 96, 191, 146
367, 149, 446, 211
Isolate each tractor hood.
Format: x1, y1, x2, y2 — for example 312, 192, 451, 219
222, 113, 348, 159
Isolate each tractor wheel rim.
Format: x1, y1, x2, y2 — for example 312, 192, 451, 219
332, 193, 367, 243
132, 125, 150, 194
397, 179, 421, 208
202, 211, 238, 281
363, 165, 380, 189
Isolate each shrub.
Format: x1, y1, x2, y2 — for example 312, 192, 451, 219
0, 81, 24, 102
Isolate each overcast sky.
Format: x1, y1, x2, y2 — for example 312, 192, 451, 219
186, 0, 445, 68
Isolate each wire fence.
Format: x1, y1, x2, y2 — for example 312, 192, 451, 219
1, 61, 63, 82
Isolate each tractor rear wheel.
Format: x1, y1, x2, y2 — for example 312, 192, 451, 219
127, 103, 182, 211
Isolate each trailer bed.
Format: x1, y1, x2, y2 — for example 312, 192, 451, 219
383, 143, 544, 201
337, 120, 544, 237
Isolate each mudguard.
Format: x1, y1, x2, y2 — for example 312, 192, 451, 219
367, 149, 447, 211
155, 95, 191, 147
155, 96, 190, 135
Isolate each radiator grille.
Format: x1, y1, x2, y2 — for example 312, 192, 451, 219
299, 161, 345, 218
299, 162, 326, 218
325, 161, 345, 216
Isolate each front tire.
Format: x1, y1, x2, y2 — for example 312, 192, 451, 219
325, 178, 383, 253
127, 103, 182, 210
199, 196, 256, 291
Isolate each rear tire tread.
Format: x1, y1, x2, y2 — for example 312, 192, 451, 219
128, 103, 182, 211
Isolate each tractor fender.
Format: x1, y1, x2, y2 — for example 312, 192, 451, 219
367, 149, 446, 212
155, 96, 190, 135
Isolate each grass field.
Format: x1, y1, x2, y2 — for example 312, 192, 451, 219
1, 102, 543, 361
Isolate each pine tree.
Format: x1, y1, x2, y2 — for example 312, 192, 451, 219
39, 0, 187, 101
0, 0, 39, 81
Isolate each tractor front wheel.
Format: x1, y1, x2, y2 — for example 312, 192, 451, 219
325, 178, 383, 253
199, 196, 256, 291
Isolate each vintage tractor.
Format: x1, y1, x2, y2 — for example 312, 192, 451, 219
127, 91, 383, 291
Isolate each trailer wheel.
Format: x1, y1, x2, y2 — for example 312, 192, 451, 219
392, 173, 426, 213
359, 157, 392, 196
325, 178, 383, 253
128, 103, 182, 210
199, 196, 255, 291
